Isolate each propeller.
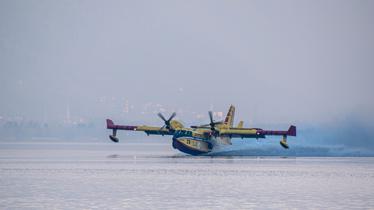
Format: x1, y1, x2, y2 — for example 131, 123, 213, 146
158, 112, 176, 130
209, 111, 222, 131
190, 112, 223, 130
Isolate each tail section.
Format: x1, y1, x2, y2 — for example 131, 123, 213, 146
224, 105, 235, 127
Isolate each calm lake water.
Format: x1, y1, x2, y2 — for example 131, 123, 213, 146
1, 142, 374, 209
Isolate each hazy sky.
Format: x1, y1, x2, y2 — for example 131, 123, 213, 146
1, 0, 373, 125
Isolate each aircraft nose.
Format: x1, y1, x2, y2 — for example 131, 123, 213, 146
172, 137, 178, 149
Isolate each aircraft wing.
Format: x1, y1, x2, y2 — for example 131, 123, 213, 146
106, 119, 174, 142
219, 128, 263, 138
219, 126, 296, 139
217, 125, 296, 149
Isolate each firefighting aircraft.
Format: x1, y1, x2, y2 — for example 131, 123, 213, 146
106, 105, 296, 155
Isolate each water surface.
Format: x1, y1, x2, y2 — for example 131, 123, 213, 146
1, 142, 373, 209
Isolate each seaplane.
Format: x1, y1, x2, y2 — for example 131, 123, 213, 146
106, 105, 296, 155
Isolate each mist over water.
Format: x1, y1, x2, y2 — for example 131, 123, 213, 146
1, 120, 373, 157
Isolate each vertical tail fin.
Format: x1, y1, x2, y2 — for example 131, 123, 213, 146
224, 105, 235, 127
